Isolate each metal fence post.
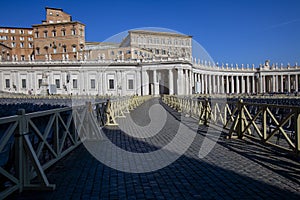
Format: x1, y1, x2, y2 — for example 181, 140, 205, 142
295, 108, 300, 155
16, 109, 26, 192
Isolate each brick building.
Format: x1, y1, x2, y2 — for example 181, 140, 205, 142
32, 7, 85, 61
0, 27, 34, 61
0, 43, 12, 61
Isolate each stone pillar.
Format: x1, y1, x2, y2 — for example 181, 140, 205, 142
241, 75, 245, 93
262, 75, 266, 93
287, 74, 291, 93
177, 68, 184, 95
142, 70, 149, 95
276, 75, 279, 92
153, 69, 159, 96
0, 71, 3, 91
231, 75, 235, 94
189, 70, 192, 95
226, 75, 229, 94
217, 76, 220, 94
169, 69, 174, 95
102, 71, 107, 95
246, 76, 249, 94
208, 74, 212, 94
280, 75, 284, 92
252, 76, 256, 94
136, 70, 141, 96
236, 76, 240, 94
296, 74, 299, 92
212, 75, 216, 94
272, 75, 276, 93
201, 74, 204, 94
259, 75, 263, 93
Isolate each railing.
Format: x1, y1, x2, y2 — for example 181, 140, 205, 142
0, 95, 152, 199
162, 95, 300, 155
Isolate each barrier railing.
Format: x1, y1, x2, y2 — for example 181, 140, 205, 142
0, 95, 152, 199
162, 95, 300, 155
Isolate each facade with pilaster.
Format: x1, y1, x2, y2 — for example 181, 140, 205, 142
0, 58, 299, 96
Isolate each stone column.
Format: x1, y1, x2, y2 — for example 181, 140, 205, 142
201, 74, 204, 94
259, 75, 263, 93
272, 75, 276, 93
252, 76, 256, 94
280, 75, 284, 92
236, 76, 240, 94
189, 70, 192, 95
102, 71, 107, 95
296, 74, 299, 92
226, 75, 229, 94
0, 71, 3, 91
246, 76, 250, 94
212, 75, 216, 94
169, 69, 174, 95
177, 68, 184, 95
231, 75, 235, 94
217, 75, 220, 93
135, 70, 141, 96
142, 70, 149, 95
153, 69, 159, 96
262, 75, 266, 93
276, 75, 279, 92
208, 74, 212, 94
287, 74, 291, 93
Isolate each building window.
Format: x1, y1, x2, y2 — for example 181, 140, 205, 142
28, 37, 33, 41
52, 30, 56, 37
53, 47, 57, 54
108, 79, 114, 90
118, 51, 123, 55
10, 29, 15, 33
35, 32, 39, 38
55, 79, 60, 88
20, 42, 24, 48
11, 36, 15, 40
111, 51, 114, 56
44, 31, 48, 38
73, 79, 78, 89
38, 79, 42, 88
62, 45, 67, 53
0, 36, 7, 40
20, 37, 24, 41
28, 30, 32, 35
21, 79, 26, 89
91, 79, 96, 89
128, 79, 134, 90
61, 29, 66, 36
21, 55, 25, 61
36, 48, 40, 55
5, 79, 10, 88
72, 45, 76, 52
162, 50, 166, 55
71, 29, 76, 35
11, 42, 16, 48
29, 43, 33, 48
19, 30, 24, 34
155, 49, 160, 54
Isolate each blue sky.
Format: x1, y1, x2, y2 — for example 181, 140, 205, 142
1, 0, 300, 66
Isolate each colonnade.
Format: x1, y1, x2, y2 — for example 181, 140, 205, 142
1, 60, 300, 96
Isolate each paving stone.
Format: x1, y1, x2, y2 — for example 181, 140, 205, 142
10, 98, 300, 200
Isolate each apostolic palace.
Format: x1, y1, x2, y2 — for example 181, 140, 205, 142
0, 7, 299, 96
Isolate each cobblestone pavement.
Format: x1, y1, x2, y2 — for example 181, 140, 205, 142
12, 98, 300, 199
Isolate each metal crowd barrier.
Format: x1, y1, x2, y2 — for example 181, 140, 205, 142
0, 95, 152, 199
162, 95, 300, 155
